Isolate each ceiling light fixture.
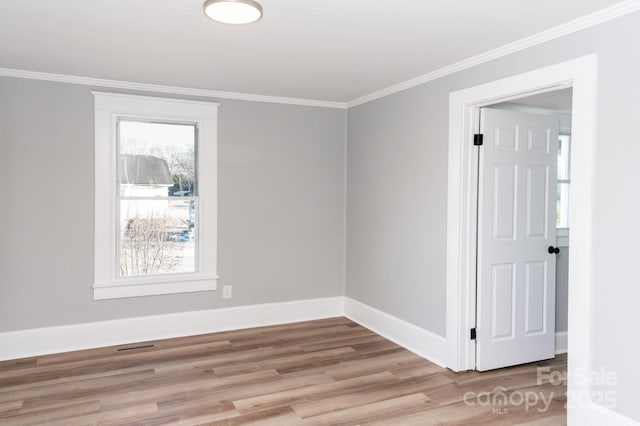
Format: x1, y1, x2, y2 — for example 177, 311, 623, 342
203, 0, 263, 25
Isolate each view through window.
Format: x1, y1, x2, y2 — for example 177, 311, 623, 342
117, 120, 198, 277
557, 134, 571, 229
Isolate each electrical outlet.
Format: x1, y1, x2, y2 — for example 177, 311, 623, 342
222, 285, 232, 299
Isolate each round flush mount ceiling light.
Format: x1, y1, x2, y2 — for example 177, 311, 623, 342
203, 0, 263, 24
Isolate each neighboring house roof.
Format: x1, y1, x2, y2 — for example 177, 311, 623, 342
119, 155, 172, 185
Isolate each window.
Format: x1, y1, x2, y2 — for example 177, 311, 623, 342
118, 120, 198, 277
557, 133, 571, 230
93, 93, 218, 300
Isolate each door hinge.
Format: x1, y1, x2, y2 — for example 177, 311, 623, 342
470, 328, 477, 340
473, 134, 484, 146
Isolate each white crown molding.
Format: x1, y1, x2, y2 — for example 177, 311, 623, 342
347, 0, 640, 108
1, 1, 637, 110
0, 67, 347, 109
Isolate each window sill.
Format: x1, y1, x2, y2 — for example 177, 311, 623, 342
93, 275, 218, 300
557, 228, 570, 247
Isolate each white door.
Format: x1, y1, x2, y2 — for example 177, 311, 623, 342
476, 108, 559, 371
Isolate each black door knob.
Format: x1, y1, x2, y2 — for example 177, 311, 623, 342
548, 246, 560, 254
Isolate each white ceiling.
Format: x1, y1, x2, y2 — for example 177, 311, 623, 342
507, 88, 573, 111
0, 0, 627, 102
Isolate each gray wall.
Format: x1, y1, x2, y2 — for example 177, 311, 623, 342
346, 12, 640, 420
0, 77, 346, 331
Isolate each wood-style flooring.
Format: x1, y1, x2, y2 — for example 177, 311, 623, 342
0, 317, 567, 425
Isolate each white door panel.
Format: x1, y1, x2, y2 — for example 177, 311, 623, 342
476, 108, 558, 371
524, 261, 547, 335
492, 165, 517, 240
526, 166, 549, 239
491, 263, 515, 340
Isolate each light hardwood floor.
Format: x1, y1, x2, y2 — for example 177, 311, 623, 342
0, 317, 567, 425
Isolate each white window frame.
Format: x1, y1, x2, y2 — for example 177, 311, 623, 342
557, 132, 571, 247
93, 92, 219, 300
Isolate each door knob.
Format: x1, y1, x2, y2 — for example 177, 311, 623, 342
548, 246, 560, 254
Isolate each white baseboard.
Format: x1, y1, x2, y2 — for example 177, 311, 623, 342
4, 297, 636, 425
586, 403, 640, 426
343, 297, 446, 367
556, 331, 568, 355
1, 296, 461, 370
0, 297, 344, 361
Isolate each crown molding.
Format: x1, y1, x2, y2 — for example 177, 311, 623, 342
1, 1, 638, 110
0, 68, 347, 109
347, 0, 640, 108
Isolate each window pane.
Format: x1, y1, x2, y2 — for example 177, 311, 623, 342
558, 135, 570, 180
557, 183, 570, 228
118, 120, 197, 197
119, 199, 196, 276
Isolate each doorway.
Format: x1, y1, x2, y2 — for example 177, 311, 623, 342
444, 55, 597, 421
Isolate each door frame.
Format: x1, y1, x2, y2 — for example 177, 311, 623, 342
445, 54, 597, 418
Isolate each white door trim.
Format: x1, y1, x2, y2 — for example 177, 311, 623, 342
445, 54, 597, 423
